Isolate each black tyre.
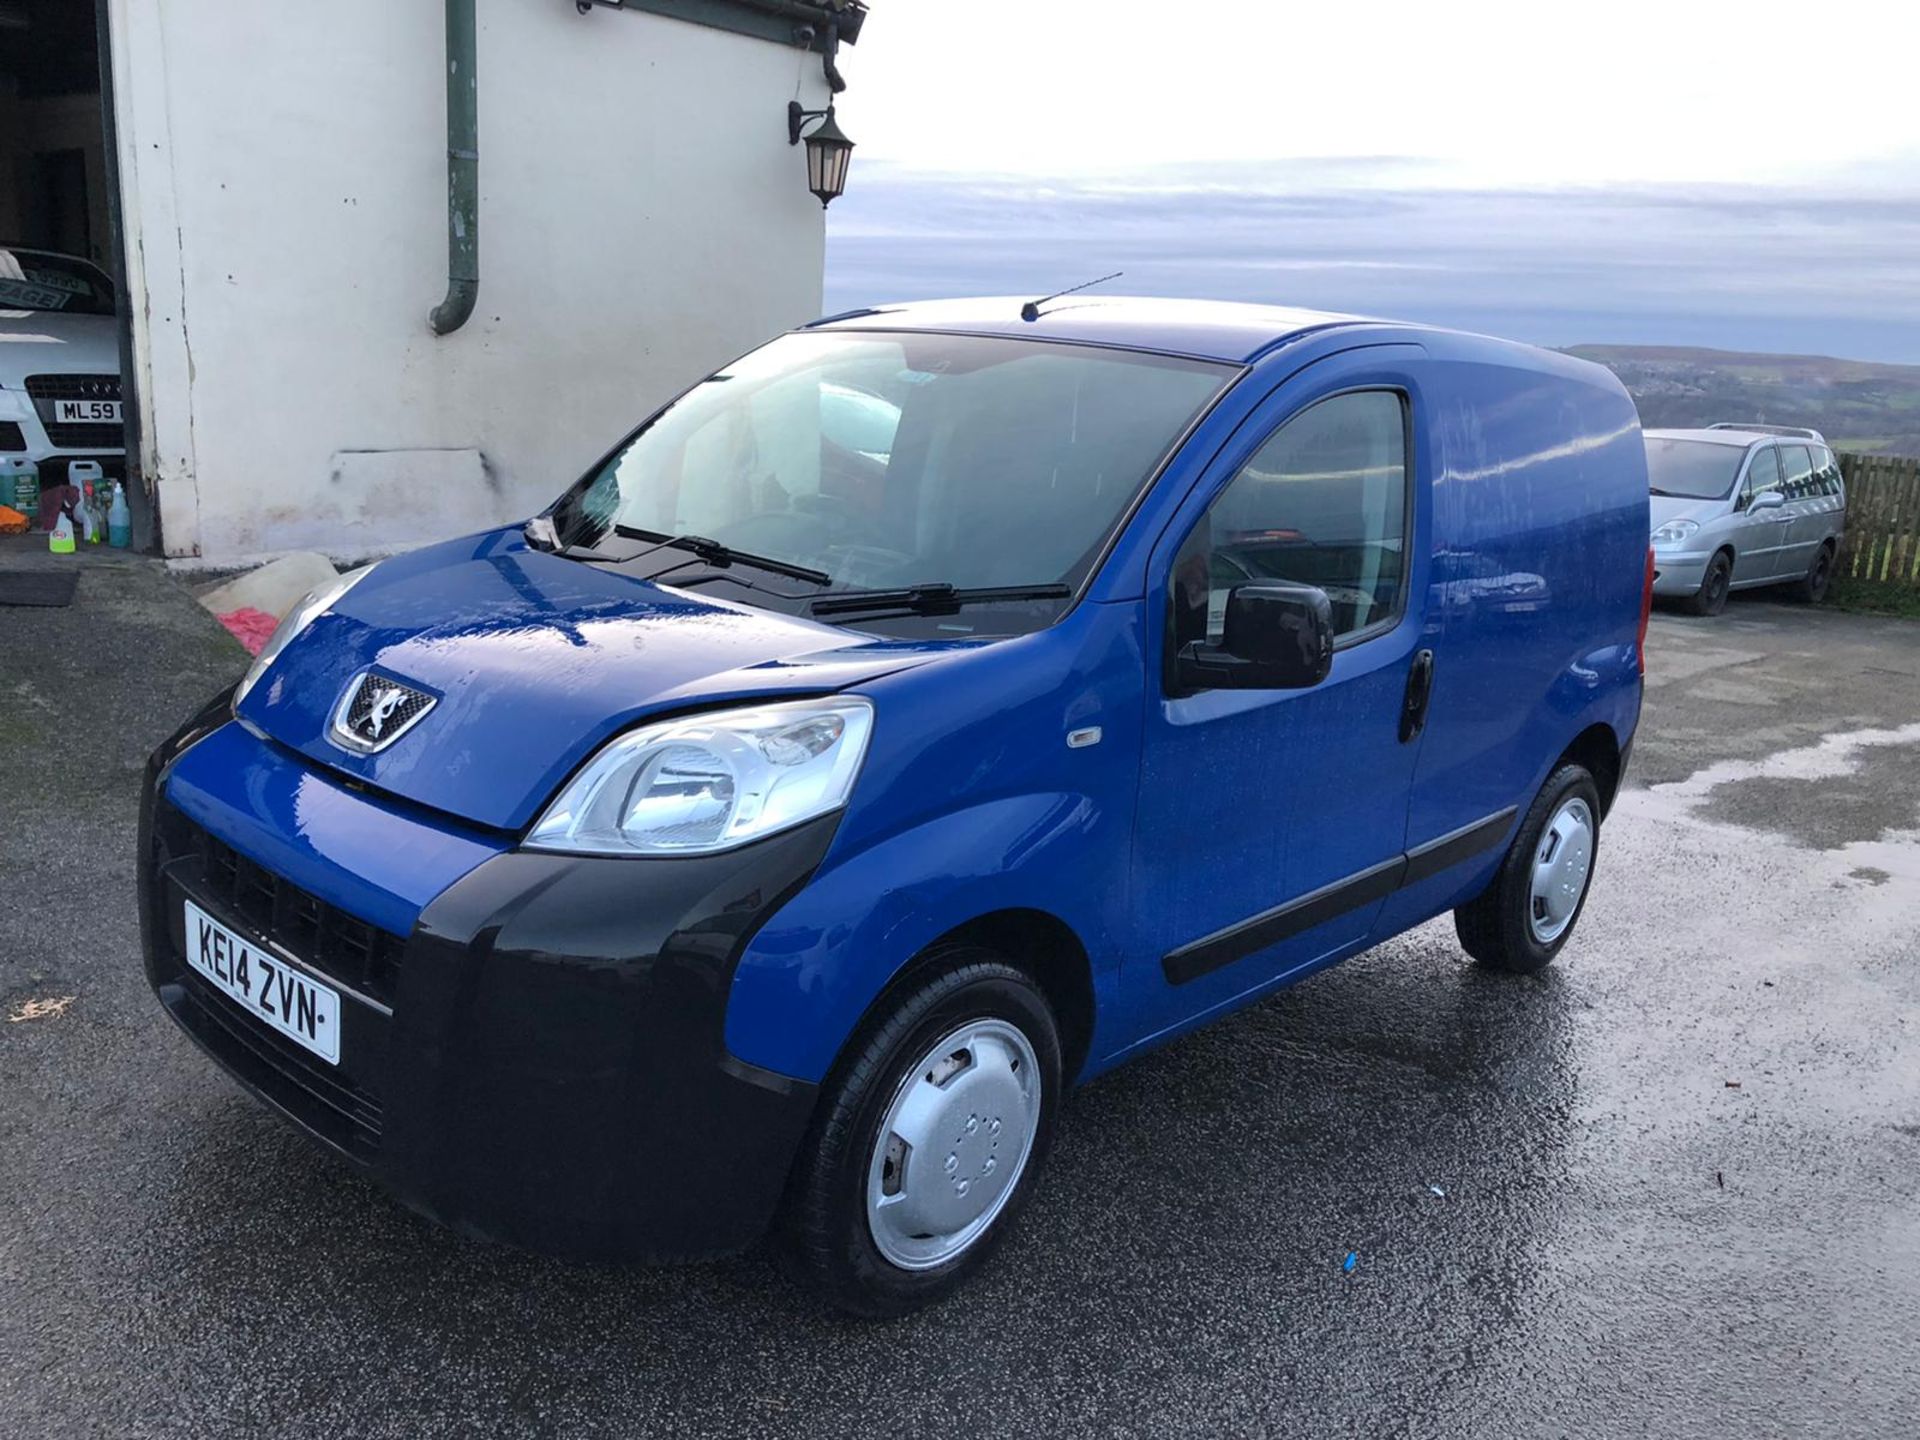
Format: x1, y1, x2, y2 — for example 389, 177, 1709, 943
777, 951, 1062, 1318
1790, 542, 1835, 604
1685, 551, 1733, 616
1455, 763, 1602, 974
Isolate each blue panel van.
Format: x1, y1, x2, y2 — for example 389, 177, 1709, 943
139, 298, 1652, 1315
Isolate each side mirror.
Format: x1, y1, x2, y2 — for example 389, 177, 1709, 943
1175, 583, 1333, 693
1747, 490, 1786, 513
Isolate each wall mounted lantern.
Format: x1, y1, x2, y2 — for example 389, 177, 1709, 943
788, 103, 854, 208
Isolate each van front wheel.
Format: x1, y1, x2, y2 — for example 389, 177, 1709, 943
1455, 763, 1602, 973
776, 953, 1062, 1317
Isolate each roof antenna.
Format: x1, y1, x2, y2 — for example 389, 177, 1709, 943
1021, 271, 1123, 322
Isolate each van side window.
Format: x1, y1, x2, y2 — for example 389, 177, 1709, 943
1183, 390, 1409, 643
1740, 447, 1783, 509
1778, 445, 1814, 501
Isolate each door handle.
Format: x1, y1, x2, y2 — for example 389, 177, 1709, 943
1400, 648, 1434, 744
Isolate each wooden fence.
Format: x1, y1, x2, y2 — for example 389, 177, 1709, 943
1836, 452, 1920, 588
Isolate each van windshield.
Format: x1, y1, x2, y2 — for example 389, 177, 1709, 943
548, 331, 1230, 623
1645, 437, 1746, 500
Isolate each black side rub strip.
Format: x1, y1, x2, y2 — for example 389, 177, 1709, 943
1163, 855, 1406, 987
1402, 806, 1519, 886
1162, 805, 1519, 986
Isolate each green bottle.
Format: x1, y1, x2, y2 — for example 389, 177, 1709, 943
2, 456, 39, 526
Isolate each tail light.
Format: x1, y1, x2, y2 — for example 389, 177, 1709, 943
1636, 546, 1655, 674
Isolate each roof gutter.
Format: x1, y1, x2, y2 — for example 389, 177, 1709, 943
428, 0, 478, 335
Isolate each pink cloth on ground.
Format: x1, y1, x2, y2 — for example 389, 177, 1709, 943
218, 606, 280, 656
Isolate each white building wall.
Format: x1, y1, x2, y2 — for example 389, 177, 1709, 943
106, 0, 836, 561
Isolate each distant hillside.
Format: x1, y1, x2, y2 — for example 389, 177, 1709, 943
1564, 345, 1920, 457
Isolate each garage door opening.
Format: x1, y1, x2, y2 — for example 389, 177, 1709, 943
1, 0, 141, 538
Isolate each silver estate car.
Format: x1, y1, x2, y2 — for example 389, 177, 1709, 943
1646, 425, 1846, 615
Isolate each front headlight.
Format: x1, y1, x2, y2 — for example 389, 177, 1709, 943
525, 698, 874, 857
232, 563, 376, 707
1651, 518, 1699, 547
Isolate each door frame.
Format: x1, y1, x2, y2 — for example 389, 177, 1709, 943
1107, 344, 1438, 1058
93, 0, 153, 550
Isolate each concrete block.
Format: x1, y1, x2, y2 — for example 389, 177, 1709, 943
195, 551, 339, 621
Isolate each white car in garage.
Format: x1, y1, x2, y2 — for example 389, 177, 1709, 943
0, 246, 126, 496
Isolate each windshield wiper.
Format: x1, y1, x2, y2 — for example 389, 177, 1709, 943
613, 524, 831, 587
809, 582, 1073, 618
1648, 487, 1674, 498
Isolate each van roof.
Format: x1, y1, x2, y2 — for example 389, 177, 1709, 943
804, 295, 1375, 363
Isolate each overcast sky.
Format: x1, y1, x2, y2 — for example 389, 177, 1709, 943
823, 1, 1920, 362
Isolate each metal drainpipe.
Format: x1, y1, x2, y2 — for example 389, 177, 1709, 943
428, 0, 478, 334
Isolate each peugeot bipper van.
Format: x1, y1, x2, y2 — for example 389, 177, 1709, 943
140, 299, 1651, 1316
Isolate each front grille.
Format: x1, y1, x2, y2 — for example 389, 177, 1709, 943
193, 828, 405, 1007
24, 373, 124, 449
0, 421, 23, 452
149, 804, 395, 1156
176, 968, 385, 1151
23, 372, 120, 399
41, 423, 122, 449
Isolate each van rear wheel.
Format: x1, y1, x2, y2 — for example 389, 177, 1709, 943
1455, 763, 1602, 973
776, 952, 1062, 1318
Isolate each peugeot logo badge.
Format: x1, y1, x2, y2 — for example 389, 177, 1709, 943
364, 684, 406, 739
329, 672, 437, 754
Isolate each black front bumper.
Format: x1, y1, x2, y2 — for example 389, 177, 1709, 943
138, 696, 830, 1262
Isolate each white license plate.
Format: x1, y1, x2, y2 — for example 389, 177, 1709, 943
183, 899, 341, 1065
54, 398, 121, 424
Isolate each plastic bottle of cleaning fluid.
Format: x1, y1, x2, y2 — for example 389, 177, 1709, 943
82, 481, 102, 543
108, 482, 131, 547
68, 461, 104, 543
50, 506, 76, 554
2, 456, 39, 526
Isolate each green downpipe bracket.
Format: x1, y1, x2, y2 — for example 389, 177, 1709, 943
429, 0, 478, 335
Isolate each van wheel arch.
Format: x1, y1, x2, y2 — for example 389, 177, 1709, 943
841, 910, 1097, 1087
1560, 722, 1623, 817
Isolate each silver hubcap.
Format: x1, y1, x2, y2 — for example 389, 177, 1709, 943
865, 1018, 1042, 1271
1528, 795, 1595, 944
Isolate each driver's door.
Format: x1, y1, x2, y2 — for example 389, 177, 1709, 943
1116, 349, 1432, 1054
